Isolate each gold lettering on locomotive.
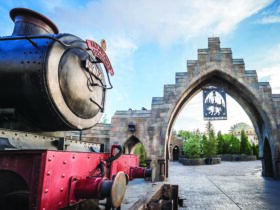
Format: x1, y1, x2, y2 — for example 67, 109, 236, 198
86, 39, 114, 76
85, 58, 104, 81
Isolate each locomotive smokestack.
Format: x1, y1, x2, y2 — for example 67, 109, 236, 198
10, 8, 59, 35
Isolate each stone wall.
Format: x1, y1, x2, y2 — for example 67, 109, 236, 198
65, 123, 111, 152
169, 132, 184, 160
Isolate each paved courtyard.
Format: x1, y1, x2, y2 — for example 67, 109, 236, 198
168, 160, 280, 210
122, 160, 280, 210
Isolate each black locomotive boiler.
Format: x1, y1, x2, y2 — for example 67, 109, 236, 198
0, 7, 112, 131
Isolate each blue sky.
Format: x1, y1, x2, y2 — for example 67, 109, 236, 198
1, 0, 280, 133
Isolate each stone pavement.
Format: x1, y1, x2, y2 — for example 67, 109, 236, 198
122, 160, 280, 210
168, 160, 280, 210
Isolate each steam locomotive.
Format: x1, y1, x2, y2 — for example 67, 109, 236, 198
0, 8, 151, 210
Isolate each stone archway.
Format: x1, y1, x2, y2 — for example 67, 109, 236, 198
162, 38, 280, 180
110, 37, 280, 181
172, 145, 180, 161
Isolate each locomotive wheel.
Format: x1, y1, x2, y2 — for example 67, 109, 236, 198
0, 190, 29, 210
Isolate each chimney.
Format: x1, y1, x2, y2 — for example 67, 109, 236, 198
10, 8, 59, 36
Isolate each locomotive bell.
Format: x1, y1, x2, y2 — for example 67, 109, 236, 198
0, 8, 111, 131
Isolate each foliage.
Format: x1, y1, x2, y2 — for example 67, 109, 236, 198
183, 133, 202, 159
217, 133, 240, 154
133, 143, 146, 166
178, 130, 192, 140
203, 130, 218, 158
178, 124, 257, 158
222, 134, 232, 154
252, 143, 259, 159
240, 129, 251, 155
217, 131, 224, 154
229, 135, 240, 154
201, 134, 208, 156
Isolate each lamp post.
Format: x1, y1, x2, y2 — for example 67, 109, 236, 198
230, 144, 232, 161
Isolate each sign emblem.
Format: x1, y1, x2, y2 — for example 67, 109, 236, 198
86, 39, 114, 76
203, 87, 227, 120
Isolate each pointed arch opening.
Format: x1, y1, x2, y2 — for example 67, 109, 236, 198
123, 135, 140, 154
124, 135, 147, 166
172, 145, 180, 161
263, 138, 273, 177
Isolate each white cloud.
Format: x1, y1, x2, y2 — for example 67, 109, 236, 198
48, 0, 272, 46
1, 1, 272, 55
257, 44, 280, 93
33, 0, 272, 80
261, 44, 280, 63
256, 2, 280, 24
106, 36, 138, 73
259, 65, 280, 93
257, 15, 280, 24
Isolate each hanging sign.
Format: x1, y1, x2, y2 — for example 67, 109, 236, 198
203, 87, 227, 120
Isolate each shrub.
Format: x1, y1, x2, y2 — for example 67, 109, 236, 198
183, 134, 202, 159
133, 143, 146, 166
252, 143, 259, 159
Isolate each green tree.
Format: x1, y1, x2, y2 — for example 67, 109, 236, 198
217, 131, 224, 154
203, 130, 218, 158
183, 133, 202, 159
205, 120, 215, 136
201, 134, 208, 156
178, 130, 192, 141
240, 129, 251, 155
252, 143, 259, 159
133, 143, 146, 166
229, 135, 240, 154
222, 134, 232, 154
222, 134, 240, 154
